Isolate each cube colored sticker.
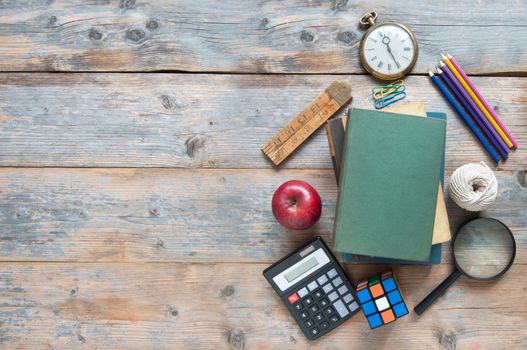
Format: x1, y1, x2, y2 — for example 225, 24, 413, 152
367, 313, 383, 329
356, 288, 372, 303
369, 283, 384, 298
381, 277, 397, 292
362, 301, 377, 316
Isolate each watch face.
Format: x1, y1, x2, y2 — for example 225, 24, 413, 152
361, 23, 417, 79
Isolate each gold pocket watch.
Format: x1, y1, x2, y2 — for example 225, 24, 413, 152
359, 10, 419, 81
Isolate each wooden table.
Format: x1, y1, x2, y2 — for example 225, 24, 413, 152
0, 1, 526, 349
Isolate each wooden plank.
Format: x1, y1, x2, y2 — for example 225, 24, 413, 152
0, 74, 525, 169
1, 168, 525, 263
0, 0, 525, 73
0, 262, 525, 349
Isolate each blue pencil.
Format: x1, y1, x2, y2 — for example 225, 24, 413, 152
428, 70, 500, 163
437, 67, 508, 161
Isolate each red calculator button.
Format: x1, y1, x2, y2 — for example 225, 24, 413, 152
288, 293, 300, 304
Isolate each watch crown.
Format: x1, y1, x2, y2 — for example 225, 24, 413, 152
359, 10, 378, 28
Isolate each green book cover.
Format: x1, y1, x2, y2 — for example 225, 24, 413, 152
333, 108, 446, 261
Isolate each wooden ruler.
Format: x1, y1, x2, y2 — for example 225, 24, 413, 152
261, 81, 352, 166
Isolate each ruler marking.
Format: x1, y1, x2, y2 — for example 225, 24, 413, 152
262, 81, 352, 165
262, 93, 331, 155
265, 99, 342, 164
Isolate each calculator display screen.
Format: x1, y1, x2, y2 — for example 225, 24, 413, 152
272, 248, 330, 291
284, 257, 318, 283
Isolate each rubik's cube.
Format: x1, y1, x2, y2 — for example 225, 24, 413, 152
355, 270, 409, 329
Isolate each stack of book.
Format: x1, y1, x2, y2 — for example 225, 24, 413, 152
326, 102, 451, 264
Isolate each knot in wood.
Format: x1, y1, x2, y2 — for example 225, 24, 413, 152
89, 28, 103, 41
119, 0, 136, 9
300, 30, 314, 43
221, 285, 235, 297
125, 29, 146, 43
332, 0, 349, 10
146, 19, 160, 30
225, 329, 245, 350
161, 95, 179, 110
259, 18, 269, 29
48, 16, 57, 27
154, 238, 164, 249
185, 134, 206, 158
437, 329, 457, 350
337, 31, 356, 44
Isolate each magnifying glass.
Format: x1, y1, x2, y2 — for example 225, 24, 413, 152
414, 217, 516, 315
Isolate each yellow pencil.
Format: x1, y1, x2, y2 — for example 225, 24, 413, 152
441, 54, 513, 148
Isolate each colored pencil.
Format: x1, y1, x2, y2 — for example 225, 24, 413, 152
441, 53, 514, 149
447, 53, 517, 149
428, 70, 500, 163
437, 65, 509, 160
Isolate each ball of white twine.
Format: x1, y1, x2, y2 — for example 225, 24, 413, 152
449, 162, 498, 212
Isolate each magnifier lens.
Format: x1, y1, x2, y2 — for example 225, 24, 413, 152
453, 218, 515, 279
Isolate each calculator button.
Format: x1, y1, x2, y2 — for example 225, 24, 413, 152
328, 291, 339, 302
320, 321, 330, 330
294, 302, 304, 311
307, 281, 318, 291
327, 268, 338, 279
324, 306, 334, 316
297, 287, 309, 298
299, 311, 310, 319
348, 301, 359, 312
304, 296, 314, 305
313, 289, 324, 299
333, 300, 350, 318
332, 277, 343, 287
329, 314, 340, 323
317, 275, 328, 285
342, 293, 353, 304
309, 304, 319, 313
319, 298, 329, 307
314, 313, 324, 322
305, 319, 314, 328
288, 293, 300, 304
310, 327, 320, 336
322, 283, 334, 294
338, 285, 349, 295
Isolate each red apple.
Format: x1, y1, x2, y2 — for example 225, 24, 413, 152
272, 180, 322, 230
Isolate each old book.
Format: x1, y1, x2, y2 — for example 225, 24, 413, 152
333, 108, 446, 261
326, 102, 451, 246
338, 111, 447, 264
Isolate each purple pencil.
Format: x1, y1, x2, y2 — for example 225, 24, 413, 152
446, 53, 518, 149
438, 62, 510, 159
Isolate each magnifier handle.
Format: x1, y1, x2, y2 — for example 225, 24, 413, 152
414, 269, 462, 316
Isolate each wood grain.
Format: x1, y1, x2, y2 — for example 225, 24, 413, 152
0, 262, 525, 349
1, 2, 526, 348
0, 74, 525, 169
1, 168, 525, 264
0, 0, 525, 73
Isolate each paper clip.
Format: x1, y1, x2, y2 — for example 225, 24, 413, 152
372, 80, 405, 100
374, 91, 407, 109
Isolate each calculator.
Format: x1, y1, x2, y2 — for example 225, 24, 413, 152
263, 237, 360, 340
